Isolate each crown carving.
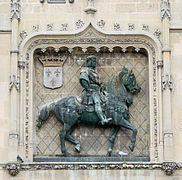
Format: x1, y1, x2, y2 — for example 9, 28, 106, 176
38, 55, 66, 67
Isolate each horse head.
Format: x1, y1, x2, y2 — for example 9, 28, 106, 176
119, 66, 141, 95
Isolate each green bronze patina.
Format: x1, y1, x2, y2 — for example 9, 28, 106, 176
37, 56, 141, 157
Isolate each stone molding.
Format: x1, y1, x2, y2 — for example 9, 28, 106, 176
3, 162, 182, 176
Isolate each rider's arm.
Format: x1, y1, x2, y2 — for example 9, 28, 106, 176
80, 68, 90, 91
80, 79, 90, 91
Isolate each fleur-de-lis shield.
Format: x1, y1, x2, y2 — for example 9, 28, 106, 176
43, 67, 62, 89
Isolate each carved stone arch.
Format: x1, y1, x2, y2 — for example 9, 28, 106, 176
19, 24, 162, 162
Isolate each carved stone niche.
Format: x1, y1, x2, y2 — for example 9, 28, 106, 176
20, 24, 161, 163
33, 47, 150, 160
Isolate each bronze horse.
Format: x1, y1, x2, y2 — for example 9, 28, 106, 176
37, 67, 141, 157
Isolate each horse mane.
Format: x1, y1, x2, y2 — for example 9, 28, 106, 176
107, 71, 121, 95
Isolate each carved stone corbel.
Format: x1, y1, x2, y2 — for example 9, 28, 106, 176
6, 162, 20, 176
162, 162, 178, 175
162, 74, 173, 90
9, 75, 20, 91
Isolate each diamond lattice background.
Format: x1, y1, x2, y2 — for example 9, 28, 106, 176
34, 49, 149, 157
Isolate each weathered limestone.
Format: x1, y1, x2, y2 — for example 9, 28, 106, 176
0, 0, 182, 179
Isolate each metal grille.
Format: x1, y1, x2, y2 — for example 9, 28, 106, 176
34, 50, 149, 157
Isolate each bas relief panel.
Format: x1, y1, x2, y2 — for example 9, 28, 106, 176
33, 49, 149, 158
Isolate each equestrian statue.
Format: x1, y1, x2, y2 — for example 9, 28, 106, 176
37, 55, 141, 157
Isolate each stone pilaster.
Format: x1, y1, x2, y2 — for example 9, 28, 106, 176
161, 0, 174, 161
8, 0, 21, 161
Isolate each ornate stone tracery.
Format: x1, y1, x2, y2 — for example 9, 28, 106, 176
11, 0, 21, 21
161, 0, 171, 20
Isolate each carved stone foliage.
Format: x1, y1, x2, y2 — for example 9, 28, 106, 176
60, 24, 68, 31
161, 162, 178, 175
11, 0, 21, 21
154, 29, 161, 39
114, 23, 121, 31
75, 20, 84, 29
47, 24, 53, 31
128, 23, 135, 31
161, 0, 171, 20
20, 31, 27, 40
32, 25, 39, 32
6, 162, 20, 176
97, 20, 105, 29
142, 24, 149, 32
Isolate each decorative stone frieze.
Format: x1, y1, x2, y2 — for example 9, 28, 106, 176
2, 162, 182, 176
11, 0, 21, 21
161, 0, 171, 20
9, 75, 20, 92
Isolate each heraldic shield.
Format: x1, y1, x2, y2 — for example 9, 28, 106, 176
43, 66, 63, 89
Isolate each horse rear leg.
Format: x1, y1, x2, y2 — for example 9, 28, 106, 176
59, 124, 73, 157
65, 125, 80, 153
119, 119, 138, 152
108, 127, 120, 156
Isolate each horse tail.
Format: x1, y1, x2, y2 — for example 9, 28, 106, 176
38, 102, 56, 128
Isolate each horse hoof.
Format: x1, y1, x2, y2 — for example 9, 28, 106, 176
75, 144, 80, 153
65, 152, 72, 157
108, 149, 113, 156
129, 143, 135, 152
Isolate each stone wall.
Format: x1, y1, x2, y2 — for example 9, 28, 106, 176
0, 0, 182, 179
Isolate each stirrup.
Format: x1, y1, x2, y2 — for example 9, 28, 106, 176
101, 117, 112, 125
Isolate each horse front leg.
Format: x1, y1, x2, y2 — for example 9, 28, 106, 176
59, 124, 72, 157
108, 127, 120, 156
119, 119, 138, 152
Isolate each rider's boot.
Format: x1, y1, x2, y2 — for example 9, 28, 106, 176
94, 101, 112, 125
97, 112, 112, 125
